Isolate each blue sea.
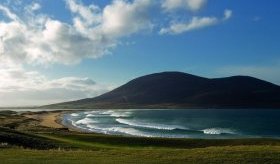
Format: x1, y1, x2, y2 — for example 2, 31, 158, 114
62, 109, 280, 139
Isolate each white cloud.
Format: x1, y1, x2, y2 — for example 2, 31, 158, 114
162, 0, 207, 11
0, 0, 232, 64
102, 0, 152, 37
0, 4, 19, 21
0, 0, 153, 65
160, 9, 232, 35
160, 16, 218, 34
29, 2, 41, 11
0, 7, 111, 65
223, 9, 232, 20
67, 0, 101, 27
0, 64, 110, 106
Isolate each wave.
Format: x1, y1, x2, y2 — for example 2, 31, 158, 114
68, 118, 153, 137
65, 110, 239, 138
116, 118, 188, 131
86, 125, 192, 138
106, 127, 154, 137
75, 118, 97, 125
83, 110, 132, 118
100, 110, 115, 115
84, 111, 99, 114
65, 116, 185, 138
85, 124, 153, 137
85, 114, 96, 117
70, 113, 80, 117
110, 112, 132, 118
99, 110, 132, 117
202, 128, 236, 135
68, 120, 90, 132
65, 116, 212, 138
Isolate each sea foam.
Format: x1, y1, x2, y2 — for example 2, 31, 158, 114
85, 124, 153, 137
70, 113, 80, 117
76, 118, 97, 125
116, 118, 188, 130
110, 112, 132, 118
202, 128, 236, 135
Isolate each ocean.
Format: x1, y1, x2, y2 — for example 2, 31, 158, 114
62, 109, 280, 139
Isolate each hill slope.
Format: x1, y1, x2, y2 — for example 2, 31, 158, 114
44, 72, 280, 109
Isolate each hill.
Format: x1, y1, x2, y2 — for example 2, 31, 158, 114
44, 72, 280, 109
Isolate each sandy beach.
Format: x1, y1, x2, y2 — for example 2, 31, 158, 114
24, 111, 64, 129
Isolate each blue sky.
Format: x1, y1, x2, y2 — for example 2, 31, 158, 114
0, 0, 279, 106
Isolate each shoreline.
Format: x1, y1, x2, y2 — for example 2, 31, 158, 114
5, 109, 280, 140
54, 109, 280, 139
25, 110, 93, 133
2, 109, 280, 142
22, 110, 75, 129
24, 111, 64, 129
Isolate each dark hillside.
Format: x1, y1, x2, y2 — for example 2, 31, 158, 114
44, 72, 280, 109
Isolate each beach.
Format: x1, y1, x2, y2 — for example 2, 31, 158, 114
24, 111, 64, 129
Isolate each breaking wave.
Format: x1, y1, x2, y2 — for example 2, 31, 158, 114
70, 113, 80, 117
116, 118, 188, 130
110, 112, 132, 118
202, 128, 236, 135
86, 125, 153, 137
76, 118, 97, 125
63, 109, 242, 138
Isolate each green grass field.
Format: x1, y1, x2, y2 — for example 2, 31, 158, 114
1, 145, 280, 164
1, 128, 280, 163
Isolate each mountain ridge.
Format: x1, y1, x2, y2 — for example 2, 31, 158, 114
43, 71, 280, 109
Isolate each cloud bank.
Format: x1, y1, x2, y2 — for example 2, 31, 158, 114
0, 64, 111, 106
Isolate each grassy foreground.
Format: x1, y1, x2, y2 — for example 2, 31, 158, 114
1, 110, 280, 163
1, 130, 280, 164
1, 146, 280, 164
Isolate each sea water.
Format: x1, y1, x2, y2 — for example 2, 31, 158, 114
62, 109, 280, 139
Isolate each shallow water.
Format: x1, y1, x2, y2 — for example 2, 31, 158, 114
62, 109, 280, 139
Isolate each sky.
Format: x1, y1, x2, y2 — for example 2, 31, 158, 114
0, 0, 279, 106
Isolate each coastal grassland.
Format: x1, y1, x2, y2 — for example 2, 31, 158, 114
1, 110, 280, 163
1, 145, 280, 163
40, 132, 280, 149
2, 130, 280, 164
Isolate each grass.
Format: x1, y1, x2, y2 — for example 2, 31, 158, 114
40, 132, 280, 149
1, 146, 280, 164
0, 127, 59, 149
2, 130, 280, 163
